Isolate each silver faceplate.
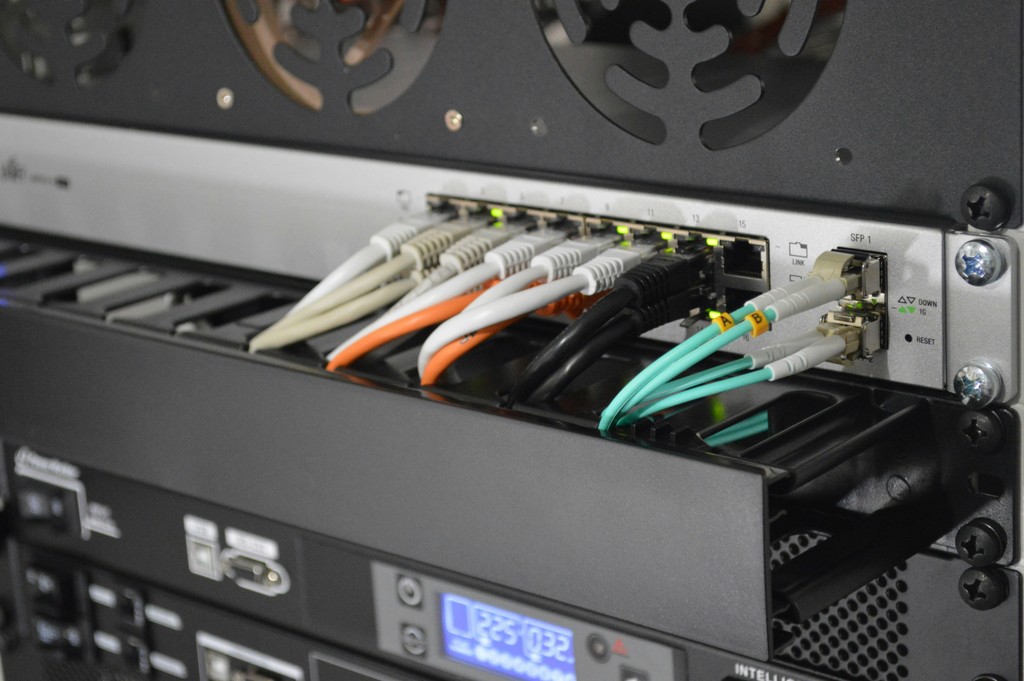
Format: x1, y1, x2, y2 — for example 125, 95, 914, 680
0, 114, 1014, 396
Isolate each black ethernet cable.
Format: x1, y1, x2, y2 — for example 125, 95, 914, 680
524, 287, 704, 404
507, 251, 706, 405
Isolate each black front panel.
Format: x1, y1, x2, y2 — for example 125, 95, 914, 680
0, 230, 1020, 681
0, 461, 1019, 681
0, 303, 773, 660
0, 2, 1019, 227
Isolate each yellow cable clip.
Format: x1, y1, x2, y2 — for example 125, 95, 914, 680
746, 310, 770, 337
712, 312, 736, 333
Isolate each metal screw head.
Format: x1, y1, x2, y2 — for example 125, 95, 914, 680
955, 411, 1003, 454
958, 566, 1009, 610
444, 109, 463, 132
955, 518, 1006, 566
216, 87, 235, 110
955, 239, 1005, 286
961, 185, 1010, 231
954, 363, 1003, 407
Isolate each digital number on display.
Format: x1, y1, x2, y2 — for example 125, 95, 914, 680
441, 593, 576, 681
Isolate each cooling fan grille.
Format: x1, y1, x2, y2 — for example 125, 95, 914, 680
0, 0, 134, 86
533, 0, 845, 148
224, 0, 445, 115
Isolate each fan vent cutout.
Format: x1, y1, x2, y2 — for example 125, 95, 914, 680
225, 0, 445, 115
534, 0, 671, 144
773, 532, 911, 681
687, 0, 846, 150
0, 0, 135, 86
534, 0, 845, 149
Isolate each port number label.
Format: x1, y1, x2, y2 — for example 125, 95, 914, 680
850, 233, 872, 244
225, 527, 280, 560
184, 515, 219, 542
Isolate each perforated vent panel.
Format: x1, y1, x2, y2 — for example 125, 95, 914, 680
773, 533, 910, 681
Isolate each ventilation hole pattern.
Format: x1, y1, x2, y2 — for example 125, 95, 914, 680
772, 532, 910, 681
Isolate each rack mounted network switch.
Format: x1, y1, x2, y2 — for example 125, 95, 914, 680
0, 2, 1022, 678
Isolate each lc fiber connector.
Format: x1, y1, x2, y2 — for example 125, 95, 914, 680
820, 248, 888, 362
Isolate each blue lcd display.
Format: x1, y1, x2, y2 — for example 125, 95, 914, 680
441, 593, 576, 681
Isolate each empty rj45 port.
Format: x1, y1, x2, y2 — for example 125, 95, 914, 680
721, 239, 766, 279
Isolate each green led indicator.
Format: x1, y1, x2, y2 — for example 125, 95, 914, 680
707, 309, 722, 319
709, 397, 727, 422
706, 237, 720, 247
492, 221, 505, 229
615, 225, 630, 235
618, 240, 631, 248
661, 231, 674, 241
490, 208, 504, 219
